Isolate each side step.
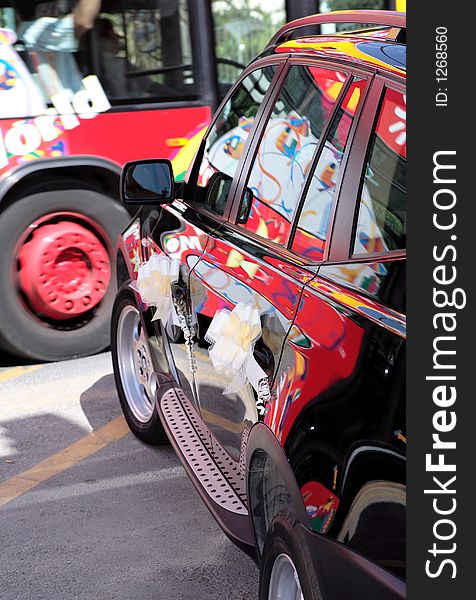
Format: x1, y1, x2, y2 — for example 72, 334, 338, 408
180, 390, 247, 502
158, 387, 255, 553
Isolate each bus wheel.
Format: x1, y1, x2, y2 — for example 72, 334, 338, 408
0, 190, 130, 361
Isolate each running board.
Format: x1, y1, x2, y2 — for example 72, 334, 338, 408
180, 390, 247, 503
158, 387, 255, 553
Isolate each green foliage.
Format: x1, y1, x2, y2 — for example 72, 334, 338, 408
212, 0, 285, 84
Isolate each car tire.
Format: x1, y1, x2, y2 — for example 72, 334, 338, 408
0, 190, 130, 361
111, 286, 169, 446
259, 508, 322, 600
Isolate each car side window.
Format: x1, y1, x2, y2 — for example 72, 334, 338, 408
236, 65, 348, 243
291, 77, 366, 261
192, 65, 277, 216
353, 87, 406, 255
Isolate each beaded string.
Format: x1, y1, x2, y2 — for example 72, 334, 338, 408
173, 293, 197, 375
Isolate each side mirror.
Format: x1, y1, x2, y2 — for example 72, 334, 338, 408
121, 159, 175, 205
237, 187, 254, 223
205, 171, 232, 215
203, 172, 254, 221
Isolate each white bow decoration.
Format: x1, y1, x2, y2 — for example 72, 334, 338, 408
205, 303, 271, 413
130, 253, 180, 325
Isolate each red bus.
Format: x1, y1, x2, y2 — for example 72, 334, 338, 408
0, 0, 395, 361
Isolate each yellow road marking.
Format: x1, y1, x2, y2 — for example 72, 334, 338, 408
201, 409, 244, 435
0, 364, 43, 384
0, 416, 129, 508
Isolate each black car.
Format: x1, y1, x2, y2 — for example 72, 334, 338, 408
111, 10, 406, 599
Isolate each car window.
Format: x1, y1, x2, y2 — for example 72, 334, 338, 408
236, 65, 348, 244
291, 77, 366, 262
192, 65, 277, 216
353, 87, 406, 255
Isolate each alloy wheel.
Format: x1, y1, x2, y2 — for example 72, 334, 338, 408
117, 304, 157, 422
268, 553, 304, 600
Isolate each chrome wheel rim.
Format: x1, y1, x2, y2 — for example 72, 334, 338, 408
117, 304, 156, 422
268, 553, 304, 600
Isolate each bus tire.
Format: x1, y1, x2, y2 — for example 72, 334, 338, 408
0, 189, 130, 361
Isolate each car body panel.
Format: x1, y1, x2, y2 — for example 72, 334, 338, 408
283, 259, 405, 549
114, 15, 407, 597
276, 36, 406, 77
191, 221, 311, 461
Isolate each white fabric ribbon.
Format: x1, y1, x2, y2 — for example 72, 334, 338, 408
205, 303, 270, 408
130, 253, 180, 325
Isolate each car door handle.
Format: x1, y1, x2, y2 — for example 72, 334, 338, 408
171, 281, 187, 302
253, 343, 274, 379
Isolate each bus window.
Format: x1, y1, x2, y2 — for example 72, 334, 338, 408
93, 0, 195, 103
0, 0, 195, 115
211, 0, 285, 98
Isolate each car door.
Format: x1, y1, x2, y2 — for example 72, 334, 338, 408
276, 77, 407, 579
188, 63, 369, 465
138, 60, 284, 422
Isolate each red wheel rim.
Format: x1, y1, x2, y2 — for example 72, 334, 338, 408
17, 214, 111, 321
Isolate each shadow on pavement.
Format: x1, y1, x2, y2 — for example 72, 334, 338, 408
0, 412, 94, 480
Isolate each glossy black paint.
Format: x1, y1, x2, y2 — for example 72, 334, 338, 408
115, 20, 406, 599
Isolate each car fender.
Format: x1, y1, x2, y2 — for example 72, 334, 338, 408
116, 217, 143, 287
245, 422, 309, 556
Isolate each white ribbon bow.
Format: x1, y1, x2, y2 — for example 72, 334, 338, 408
130, 253, 180, 325
205, 303, 270, 410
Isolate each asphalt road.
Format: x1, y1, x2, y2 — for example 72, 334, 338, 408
0, 352, 258, 600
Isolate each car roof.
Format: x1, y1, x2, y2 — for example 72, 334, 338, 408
272, 28, 406, 77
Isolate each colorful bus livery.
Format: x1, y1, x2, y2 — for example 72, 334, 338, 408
0, 40, 204, 173
0, 33, 112, 168
0, 27, 46, 117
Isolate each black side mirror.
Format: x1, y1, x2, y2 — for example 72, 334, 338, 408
121, 159, 175, 205
204, 172, 254, 221
237, 188, 254, 223
205, 171, 233, 215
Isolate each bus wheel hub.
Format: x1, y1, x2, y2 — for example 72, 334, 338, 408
18, 220, 111, 320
